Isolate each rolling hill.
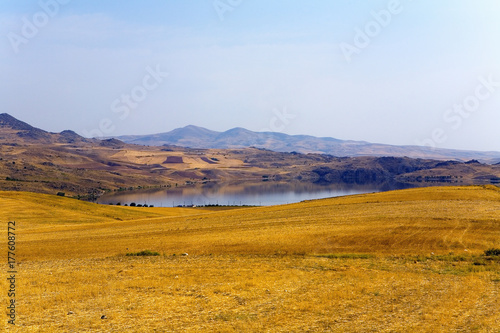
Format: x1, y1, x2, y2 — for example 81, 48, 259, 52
0, 113, 90, 144
1, 113, 500, 199
114, 125, 500, 163
3, 186, 500, 331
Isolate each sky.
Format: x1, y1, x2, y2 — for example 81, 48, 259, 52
1, 0, 499, 151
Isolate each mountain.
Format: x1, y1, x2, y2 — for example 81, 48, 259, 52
0, 113, 52, 142
0, 113, 89, 144
2, 113, 499, 163
116, 125, 219, 147
114, 125, 500, 164
0, 113, 37, 131
1, 114, 499, 198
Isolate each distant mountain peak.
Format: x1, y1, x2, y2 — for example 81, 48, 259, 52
113, 125, 500, 163
182, 124, 211, 130
177, 125, 219, 134
163, 125, 219, 140
225, 127, 253, 133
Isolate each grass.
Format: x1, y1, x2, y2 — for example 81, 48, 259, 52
1, 185, 500, 331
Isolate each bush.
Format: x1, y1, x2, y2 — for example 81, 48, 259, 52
126, 250, 160, 257
5, 177, 20, 181
484, 248, 500, 256
56, 192, 65, 197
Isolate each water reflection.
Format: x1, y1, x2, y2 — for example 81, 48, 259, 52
97, 181, 414, 207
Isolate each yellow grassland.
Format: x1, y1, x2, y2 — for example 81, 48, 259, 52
110, 148, 246, 170
1, 185, 500, 332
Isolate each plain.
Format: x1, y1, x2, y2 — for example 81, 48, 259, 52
1, 185, 500, 332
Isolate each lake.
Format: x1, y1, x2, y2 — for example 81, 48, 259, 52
97, 181, 414, 207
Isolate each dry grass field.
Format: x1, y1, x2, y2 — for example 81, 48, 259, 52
1, 185, 500, 332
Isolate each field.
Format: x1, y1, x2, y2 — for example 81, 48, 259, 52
1, 185, 500, 332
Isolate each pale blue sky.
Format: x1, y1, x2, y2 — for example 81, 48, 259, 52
1, 0, 499, 151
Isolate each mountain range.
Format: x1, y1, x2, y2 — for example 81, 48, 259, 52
115, 125, 500, 164
1, 113, 499, 198
2, 112, 500, 164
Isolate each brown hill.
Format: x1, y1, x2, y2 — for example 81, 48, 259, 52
114, 125, 500, 164
0, 113, 90, 144
0, 114, 499, 199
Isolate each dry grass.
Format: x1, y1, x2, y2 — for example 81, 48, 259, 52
1, 185, 500, 332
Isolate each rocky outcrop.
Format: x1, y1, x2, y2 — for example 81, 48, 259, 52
312, 167, 387, 184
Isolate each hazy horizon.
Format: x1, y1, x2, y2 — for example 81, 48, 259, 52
1, 1, 500, 151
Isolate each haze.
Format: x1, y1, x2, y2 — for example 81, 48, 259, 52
1, 0, 499, 151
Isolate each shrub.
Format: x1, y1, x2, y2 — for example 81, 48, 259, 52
484, 248, 500, 256
126, 250, 160, 257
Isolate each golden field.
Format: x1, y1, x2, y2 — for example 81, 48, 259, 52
1, 185, 500, 332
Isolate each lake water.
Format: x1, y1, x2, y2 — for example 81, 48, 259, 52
97, 181, 414, 207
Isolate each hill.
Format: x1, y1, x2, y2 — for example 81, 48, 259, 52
114, 125, 500, 163
1, 113, 500, 199
9, 185, 500, 258
0, 113, 89, 144
3, 186, 500, 331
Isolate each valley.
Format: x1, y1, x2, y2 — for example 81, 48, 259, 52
1, 113, 500, 201
1, 113, 500, 331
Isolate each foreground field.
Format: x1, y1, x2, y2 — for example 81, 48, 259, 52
1, 186, 500, 331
